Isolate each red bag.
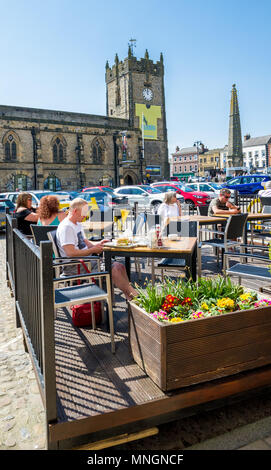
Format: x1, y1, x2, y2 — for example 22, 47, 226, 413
71, 259, 102, 327
71, 302, 102, 327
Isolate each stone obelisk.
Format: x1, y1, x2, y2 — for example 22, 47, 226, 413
227, 84, 243, 174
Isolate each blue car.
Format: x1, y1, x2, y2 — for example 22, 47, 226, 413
222, 175, 271, 194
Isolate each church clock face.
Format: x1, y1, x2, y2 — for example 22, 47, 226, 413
142, 88, 153, 101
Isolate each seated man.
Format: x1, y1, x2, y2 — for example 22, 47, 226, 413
56, 198, 137, 300
258, 180, 271, 197
208, 188, 241, 216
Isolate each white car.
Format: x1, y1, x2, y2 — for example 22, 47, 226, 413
5, 190, 71, 209
114, 185, 184, 212
185, 182, 221, 199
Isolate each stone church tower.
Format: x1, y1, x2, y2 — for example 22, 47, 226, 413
105, 47, 169, 180
227, 84, 243, 171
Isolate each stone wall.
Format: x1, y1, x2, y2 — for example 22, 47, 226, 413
0, 105, 142, 191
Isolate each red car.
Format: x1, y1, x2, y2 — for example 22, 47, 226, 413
82, 186, 114, 194
151, 182, 211, 207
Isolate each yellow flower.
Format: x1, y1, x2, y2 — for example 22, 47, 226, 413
239, 293, 252, 301
170, 318, 183, 323
201, 302, 209, 311
217, 298, 235, 310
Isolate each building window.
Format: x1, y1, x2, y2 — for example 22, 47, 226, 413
179, 157, 182, 162
91, 138, 105, 164
52, 136, 66, 163
4, 133, 17, 161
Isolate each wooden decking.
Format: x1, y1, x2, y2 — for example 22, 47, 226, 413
50, 249, 271, 448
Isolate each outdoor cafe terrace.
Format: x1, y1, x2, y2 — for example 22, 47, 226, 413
5, 196, 271, 450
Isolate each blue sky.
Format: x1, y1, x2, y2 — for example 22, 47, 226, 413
1, 0, 271, 155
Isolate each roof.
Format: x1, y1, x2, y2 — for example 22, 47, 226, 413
243, 135, 271, 147
172, 147, 198, 156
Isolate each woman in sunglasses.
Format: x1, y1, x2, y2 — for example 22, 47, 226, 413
208, 188, 240, 216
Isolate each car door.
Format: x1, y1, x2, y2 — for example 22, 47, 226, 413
188, 183, 199, 191
239, 176, 253, 194
199, 184, 216, 198
130, 187, 150, 206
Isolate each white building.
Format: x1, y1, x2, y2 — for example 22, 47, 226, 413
220, 145, 228, 171
243, 134, 271, 172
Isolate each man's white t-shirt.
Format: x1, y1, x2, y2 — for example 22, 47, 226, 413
258, 189, 271, 197
158, 202, 179, 219
56, 217, 86, 257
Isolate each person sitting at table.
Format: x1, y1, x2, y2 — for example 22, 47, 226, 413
37, 195, 67, 226
258, 180, 271, 198
208, 189, 241, 216
15, 192, 39, 235
157, 191, 182, 236
56, 197, 138, 300
158, 191, 182, 220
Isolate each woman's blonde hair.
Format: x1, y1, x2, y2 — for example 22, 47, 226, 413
163, 191, 177, 204
16, 192, 32, 210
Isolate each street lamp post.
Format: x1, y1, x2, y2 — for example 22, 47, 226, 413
194, 140, 202, 180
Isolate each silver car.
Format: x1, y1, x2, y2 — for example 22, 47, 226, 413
114, 185, 184, 212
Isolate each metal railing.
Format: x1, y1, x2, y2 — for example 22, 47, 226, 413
6, 214, 17, 297
9, 226, 57, 446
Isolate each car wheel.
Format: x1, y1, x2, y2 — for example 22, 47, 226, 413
151, 201, 161, 213
185, 199, 195, 207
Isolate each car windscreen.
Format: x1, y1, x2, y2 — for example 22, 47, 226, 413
175, 184, 193, 192
34, 192, 54, 200
78, 192, 107, 201
140, 186, 161, 194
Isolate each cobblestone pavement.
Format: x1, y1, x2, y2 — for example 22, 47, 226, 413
1, 231, 271, 451
0, 234, 46, 450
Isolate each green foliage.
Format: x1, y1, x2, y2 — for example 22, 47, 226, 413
132, 275, 256, 323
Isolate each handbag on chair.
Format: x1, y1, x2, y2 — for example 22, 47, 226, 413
71, 259, 102, 327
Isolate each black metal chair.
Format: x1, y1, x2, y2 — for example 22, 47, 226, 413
197, 205, 209, 216
260, 196, 271, 213
30, 224, 59, 246
198, 213, 248, 273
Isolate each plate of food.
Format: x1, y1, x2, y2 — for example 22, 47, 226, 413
104, 238, 139, 248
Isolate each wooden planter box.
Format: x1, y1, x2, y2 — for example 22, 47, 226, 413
129, 301, 271, 391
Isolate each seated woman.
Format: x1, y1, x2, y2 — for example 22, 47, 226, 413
37, 195, 67, 226
158, 191, 182, 235
158, 191, 182, 219
15, 192, 39, 235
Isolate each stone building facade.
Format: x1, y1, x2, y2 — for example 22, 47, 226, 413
0, 48, 169, 192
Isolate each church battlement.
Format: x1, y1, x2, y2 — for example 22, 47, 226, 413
105, 51, 163, 83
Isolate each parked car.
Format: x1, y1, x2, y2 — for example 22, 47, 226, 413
221, 175, 271, 194
151, 182, 211, 207
170, 176, 179, 182
5, 190, 71, 210
114, 185, 184, 212
82, 186, 115, 194
77, 191, 128, 211
0, 199, 16, 231
185, 182, 220, 199
5, 191, 54, 208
